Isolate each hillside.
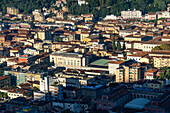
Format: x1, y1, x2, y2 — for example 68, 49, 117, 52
0, 0, 56, 14
67, 0, 169, 18
0, 0, 169, 18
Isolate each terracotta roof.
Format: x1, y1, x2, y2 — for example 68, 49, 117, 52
145, 68, 158, 73
109, 60, 125, 64
0, 76, 10, 81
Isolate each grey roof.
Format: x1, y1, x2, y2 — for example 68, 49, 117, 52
124, 98, 150, 110
51, 51, 83, 58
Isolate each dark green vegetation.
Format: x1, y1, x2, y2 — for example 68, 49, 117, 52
0, 0, 56, 14
0, 0, 169, 18
152, 44, 170, 51
67, 0, 169, 18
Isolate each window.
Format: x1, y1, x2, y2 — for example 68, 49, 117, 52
108, 103, 112, 108
103, 103, 107, 107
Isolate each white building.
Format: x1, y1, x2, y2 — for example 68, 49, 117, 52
40, 77, 49, 93
108, 60, 125, 75
53, 101, 81, 113
78, 0, 87, 6
104, 14, 117, 20
121, 9, 142, 19
127, 55, 142, 62
23, 48, 39, 56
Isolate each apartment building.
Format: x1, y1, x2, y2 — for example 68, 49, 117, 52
49, 85, 63, 100
4, 70, 44, 86
153, 56, 170, 68
116, 66, 142, 83
7, 7, 19, 15
34, 29, 52, 41
108, 60, 125, 75
57, 11, 67, 19
121, 9, 142, 19
50, 51, 89, 68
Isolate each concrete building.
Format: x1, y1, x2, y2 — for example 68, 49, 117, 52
7, 7, 19, 15
97, 86, 131, 110
116, 66, 142, 83
49, 85, 63, 100
50, 51, 89, 68
121, 9, 142, 19
40, 77, 49, 93
78, 0, 87, 6
108, 60, 125, 75
34, 29, 52, 41
153, 56, 170, 68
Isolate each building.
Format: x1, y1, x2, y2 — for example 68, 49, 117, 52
144, 68, 158, 80
147, 81, 162, 90
49, 85, 63, 100
40, 77, 49, 93
121, 9, 142, 19
0, 76, 11, 88
57, 11, 67, 19
30, 100, 52, 112
124, 98, 150, 110
167, 3, 170, 12
78, 0, 87, 6
5, 97, 29, 112
153, 56, 170, 68
34, 29, 52, 41
0, 12, 2, 21
124, 34, 153, 42
145, 91, 170, 113
34, 91, 49, 101
97, 86, 131, 110
4, 70, 45, 86
50, 51, 89, 68
108, 60, 125, 75
53, 100, 81, 113
18, 54, 34, 63
147, 12, 157, 20
81, 84, 104, 98
116, 65, 142, 83
7, 7, 19, 15
7, 88, 31, 99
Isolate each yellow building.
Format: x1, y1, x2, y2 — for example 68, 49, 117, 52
7, 7, 19, 15
116, 66, 142, 83
80, 32, 90, 41
50, 51, 89, 68
4, 70, 43, 86
34, 30, 52, 41
153, 56, 170, 68
33, 82, 40, 90
124, 34, 152, 42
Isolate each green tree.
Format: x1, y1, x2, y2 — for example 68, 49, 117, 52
0, 92, 3, 99
3, 93, 7, 99
160, 44, 170, 51
117, 40, 121, 50
112, 36, 116, 50
159, 72, 165, 80
152, 46, 162, 51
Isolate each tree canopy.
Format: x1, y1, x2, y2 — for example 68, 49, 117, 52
0, 0, 168, 19
152, 44, 170, 51
67, 0, 168, 18
0, 0, 56, 14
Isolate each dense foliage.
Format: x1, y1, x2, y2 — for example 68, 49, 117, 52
152, 44, 170, 51
0, 0, 169, 19
0, 0, 56, 14
67, 0, 169, 18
